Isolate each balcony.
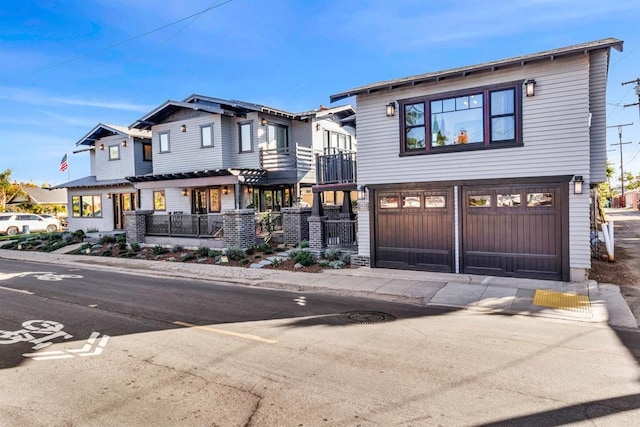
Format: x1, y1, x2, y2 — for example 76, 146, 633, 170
315, 151, 357, 185
259, 144, 314, 172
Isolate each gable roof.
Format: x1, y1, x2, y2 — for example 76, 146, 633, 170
130, 94, 357, 130
330, 38, 623, 102
8, 186, 67, 205
76, 123, 151, 146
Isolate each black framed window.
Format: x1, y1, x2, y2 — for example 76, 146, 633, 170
239, 122, 252, 153
143, 143, 152, 161
108, 145, 120, 160
267, 123, 288, 151
71, 195, 102, 218
159, 131, 170, 153
201, 124, 213, 148
400, 82, 522, 155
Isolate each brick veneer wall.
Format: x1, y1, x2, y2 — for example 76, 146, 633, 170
223, 209, 255, 249
282, 207, 311, 245
351, 255, 371, 267
308, 215, 327, 252
124, 210, 153, 244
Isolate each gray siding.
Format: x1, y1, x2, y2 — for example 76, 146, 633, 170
589, 49, 609, 183
151, 113, 223, 175
355, 53, 600, 271
66, 186, 133, 232
133, 138, 153, 176
222, 113, 261, 169
95, 134, 138, 181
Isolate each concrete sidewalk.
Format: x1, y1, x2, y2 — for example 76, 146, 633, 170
0, 247, 637, 330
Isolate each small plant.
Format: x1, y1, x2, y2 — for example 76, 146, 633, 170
117, 241, 127, 251
152, 245, 169, 256
116, 234, 127, 244
256, 242, 270, 252
171, 244, 184, 253
102, 249, 113, 257
270, 258, 282, 267
207, 249, 222, 258
298, 240, 309, 248
130, 242, 140, 252
194, 246, 209, 257
86, 227, 99, 233
245, 246, 256, 255
328, 260, 345, 269
180, 253, 197, 262
293, 250, 314, 267
226, 246, 246, 261
323, 248, 342, 261
73, 229, 86, 239
264, 249, 274, 255
340, 252, 351, 265
240, 259, 250, 265
100, 235, 117, 244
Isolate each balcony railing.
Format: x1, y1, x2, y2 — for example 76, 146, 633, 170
146, 213, 223, 238
260, 143, 314, 171
316, 152, 357, 185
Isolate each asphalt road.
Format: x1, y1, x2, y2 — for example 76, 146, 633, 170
1, 258, 640, 426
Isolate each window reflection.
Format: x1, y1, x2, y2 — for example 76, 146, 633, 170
469, 195, 491, 207
527, 193, 553, 207
497, 194, 521, 207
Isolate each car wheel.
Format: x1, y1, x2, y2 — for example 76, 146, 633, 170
46, 224, 58, 233
7, 226, 18, 236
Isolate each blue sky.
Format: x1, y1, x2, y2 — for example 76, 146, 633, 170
1, 0, 639, 186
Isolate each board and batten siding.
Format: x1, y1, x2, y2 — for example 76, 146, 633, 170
589, 49, 610, 183
355, 53, 601, 273
95, 134, 139, 181
151, 114, 223, 175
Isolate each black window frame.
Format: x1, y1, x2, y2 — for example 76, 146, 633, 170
200, 123, 214, 148
267, 123, 289, 152
108, 145, 120, 160
238, 121, 253, 153
399, 81, 523, 156
159, 131, 170, 153
142, 143, 153, 161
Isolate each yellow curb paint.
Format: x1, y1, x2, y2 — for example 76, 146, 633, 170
533, 290, 590, 313
173, 321, 277, 344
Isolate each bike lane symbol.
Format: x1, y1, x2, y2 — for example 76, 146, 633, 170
0, 320, 73, 350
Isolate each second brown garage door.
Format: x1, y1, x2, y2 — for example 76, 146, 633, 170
461, 183, 566, 280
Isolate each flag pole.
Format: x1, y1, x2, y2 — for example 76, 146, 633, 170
67, 152, 70, 182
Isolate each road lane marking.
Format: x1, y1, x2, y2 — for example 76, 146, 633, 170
0, 285, 34, 295
173, 321, 277, 344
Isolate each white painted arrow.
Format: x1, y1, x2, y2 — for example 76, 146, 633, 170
22, 332, 110, 361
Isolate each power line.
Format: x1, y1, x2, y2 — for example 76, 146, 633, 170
0, 0, 234, 84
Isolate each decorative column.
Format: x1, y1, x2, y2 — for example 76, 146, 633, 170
124, 210, 153, 244
223, 209, 256, 249
282, 207, 312, 245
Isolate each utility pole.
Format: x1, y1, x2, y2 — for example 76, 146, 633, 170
607, 123, 633, 207
622, 78, 640, 124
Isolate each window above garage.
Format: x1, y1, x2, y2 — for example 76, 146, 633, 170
399, 81, 523, 156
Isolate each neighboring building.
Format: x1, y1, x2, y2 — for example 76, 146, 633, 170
7, 186, 68, 215
55, 124, 152, 232
127, 95, 355, 217
329, 38, 623, 282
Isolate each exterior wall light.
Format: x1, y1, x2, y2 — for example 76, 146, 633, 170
357, 185, 368, 200
261, 118, 267, 126
223, 186, 229, 195
247, 186, 253, 194
106, 193, 112, 199
573, 175, 584, 194
121, 140, 127, 147
316, 123, 321, 131
525, 79, 536, 97
99, 143, 105, 150
181, 124, 187, 132
181, 188, 188, 196
386, 102, 396, 117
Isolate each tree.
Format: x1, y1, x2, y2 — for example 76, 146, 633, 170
0, 169, 15, 212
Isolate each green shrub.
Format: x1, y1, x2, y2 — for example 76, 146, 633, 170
207, 249, 222, 258
256, 242, 270, 252
245, 246, 256, 255
102, 249, 113, 257
226, 247, 246, 261
180, 253, 197, 262
152, 245, 169, 256
171, 245, 184, 253
293, 250, 314, 267
340, 252, 351, 265
73, 229, 86, 239
298, 240, 309, 248
100, 235, 117, 244
130, 242, 140, 252
270, 258, 282, 267
194, 246, 209, 257
328, 260, 345, 269
240, 259, 250, 265
118, 241, 127, 251
323, 248, 342, 261
116, 234, 126, 244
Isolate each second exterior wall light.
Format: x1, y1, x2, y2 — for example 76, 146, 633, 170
223, 186, 229, 195
181, 124, 187, 132
99, 143, 105, 150
261, 118, 267, 126
181, 189, 188, 196
573, 175, 584, 194
525, 79, 536, 97
386, 102, 396, 117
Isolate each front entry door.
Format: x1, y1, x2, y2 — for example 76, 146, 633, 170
193, 189, 207, 214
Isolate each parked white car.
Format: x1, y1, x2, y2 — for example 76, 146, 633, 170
0, 213, 60, 235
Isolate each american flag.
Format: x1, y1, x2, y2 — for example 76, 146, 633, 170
59, 154, 68, 172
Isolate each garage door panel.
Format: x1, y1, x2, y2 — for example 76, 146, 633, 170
462, 184, 563, 280
375, 189, 453, 272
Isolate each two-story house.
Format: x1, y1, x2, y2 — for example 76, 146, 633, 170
56, 124, 152, 232
126, 95, 355, 227
330, 38, 623, 282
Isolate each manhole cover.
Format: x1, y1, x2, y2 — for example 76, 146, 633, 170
342, 311, 397, 324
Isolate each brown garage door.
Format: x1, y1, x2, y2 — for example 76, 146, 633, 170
461, 183, 565, 280
374, 188, 453, 272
